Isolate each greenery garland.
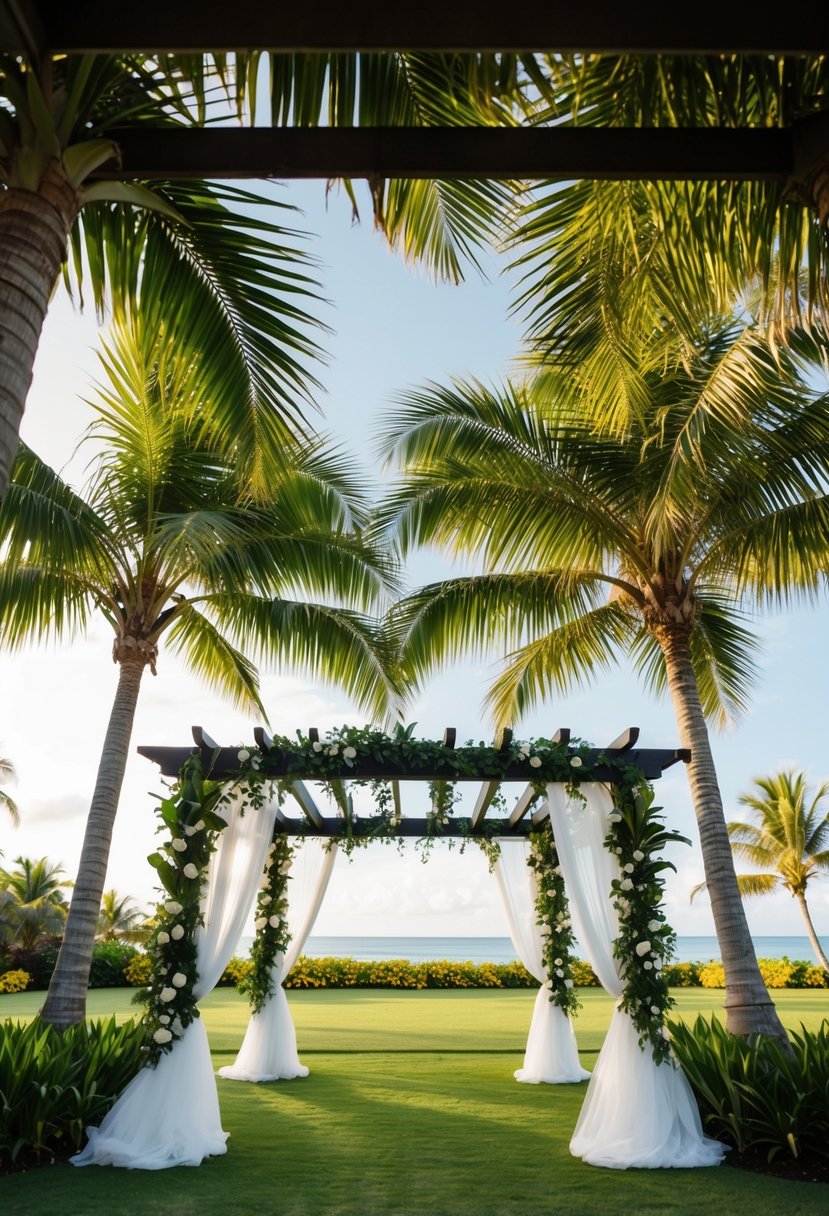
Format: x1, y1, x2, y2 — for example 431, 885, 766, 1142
606, 771, 689, 1065
138, 757, 228, 1065
527, 823, 581, 1018
239, 833, 295, 1014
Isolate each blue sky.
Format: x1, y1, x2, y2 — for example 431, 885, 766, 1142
1, 179, 828, 944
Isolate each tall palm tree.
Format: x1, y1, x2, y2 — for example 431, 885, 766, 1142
377, 323, 829, 1039
0, 52, 329, 504
0, 315, 399, 1028
693, 771, 829, 971
97, 889, 148, 943
0, 752, 18, 825
0, 856, 71, 950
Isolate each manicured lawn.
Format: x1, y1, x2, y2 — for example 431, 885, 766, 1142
2, 988, 827, 1215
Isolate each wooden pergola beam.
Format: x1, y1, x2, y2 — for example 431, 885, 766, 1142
18, 3, 829, 55
289, 780, 325, 831
89, 125, 795, 183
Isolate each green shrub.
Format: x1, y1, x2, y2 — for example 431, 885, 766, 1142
662, 961, 701, 987
0, 937, 62, 988
0, 1016, 145, 1165
88, 940, 139, 988
668, 1015, 829, 1166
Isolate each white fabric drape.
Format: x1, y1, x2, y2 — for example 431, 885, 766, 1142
73, 790, 276, 1170
547, 783, 725, 1170
219, 839, 338, 1082
493, 842, 590, 1084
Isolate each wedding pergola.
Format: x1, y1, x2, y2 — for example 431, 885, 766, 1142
70, 724, 724, 1172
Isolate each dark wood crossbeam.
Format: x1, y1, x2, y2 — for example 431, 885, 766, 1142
88, 125, 794, 183
7, 2, 827, 55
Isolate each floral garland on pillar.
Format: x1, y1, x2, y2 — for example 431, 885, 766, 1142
527, 822, 581, 1017
607, 773, 689, 1065
239, 833, 295, 1014
139, 757, 229, 1065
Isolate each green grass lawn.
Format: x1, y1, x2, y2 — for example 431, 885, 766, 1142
2, 987, 827, 1215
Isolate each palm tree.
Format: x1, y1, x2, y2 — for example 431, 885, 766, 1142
0, 752, 18, 825
0, 314, 399, 1028
693, 771, 829, 971
377, 323, 829, 1039
510, 54, 829, 356
0, 856, 71, 949
0, 52, 330, 504
97, 889, 149, 943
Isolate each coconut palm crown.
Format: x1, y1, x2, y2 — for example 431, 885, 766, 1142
377, 322, 829, 1038
0, 316, 399, 1027
0, 855, 71, 950
694, 771, 829, 971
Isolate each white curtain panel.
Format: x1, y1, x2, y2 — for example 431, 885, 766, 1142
219, 839, 338, 1082
493, 842, 590, 1084
73, 788, 277, 1170
547, 783, 725, 1170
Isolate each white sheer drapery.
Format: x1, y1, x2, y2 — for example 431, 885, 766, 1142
493, 842, 590, 1084
547, 783, 725, 1170
73, 789, 277, 1170
219, 839, 338, 1082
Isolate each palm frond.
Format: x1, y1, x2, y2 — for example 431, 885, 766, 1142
164, 606, 265, 717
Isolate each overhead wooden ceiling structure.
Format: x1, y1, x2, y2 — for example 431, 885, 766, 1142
138, 725, 690, 840
1, 2, 827, 182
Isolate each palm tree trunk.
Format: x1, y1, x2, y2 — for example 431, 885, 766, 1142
656, 624, 788, 1040
794, 891, 829, 972
0, 164, 81, 503
40, 654, 146, 1029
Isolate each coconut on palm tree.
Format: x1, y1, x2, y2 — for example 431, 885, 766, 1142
0, 313, 399, 1028
0, 856, 71, 949
377, 321, 829, 1039
693, 771, 829, 972
0, 751, 18, 825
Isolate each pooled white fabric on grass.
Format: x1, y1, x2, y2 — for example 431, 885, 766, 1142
547, 783, 725, 1170
73, 789, 276, 1169
219, 839, 337, 1082
493, 840, 589, 1084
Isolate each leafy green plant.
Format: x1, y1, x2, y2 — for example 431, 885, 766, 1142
669, 1015, 829, 1164
87, 941, 139, 988
0, 1017, 145, 1165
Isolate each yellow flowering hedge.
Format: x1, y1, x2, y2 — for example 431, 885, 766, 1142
697, 957, 828, 989
0, 968, 31, 993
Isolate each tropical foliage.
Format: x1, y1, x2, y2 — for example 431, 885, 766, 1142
0, 857, 71, 949
97, 889, 148, 943
377, 320, 829, 1037
0, 753, 17, 825
693, 771, 829, 970
0, 315, 397, 1028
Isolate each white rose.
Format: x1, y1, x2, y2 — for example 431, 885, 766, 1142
644, 960, 653, 970
564, 979, 574, 989
623, 863, 635, 873
156, 931, 170, 945
441, 816, 449, 825
165, 901, 182, 915
312, 741, 323, 752
238, 749, 251, 762
170, 924, 185, 941
569, 756, 583, 768
539, 925, 552, 936
184, 825, 197, 837
651, 1005, 661, 1016
158, 1014, 171, 1025
554, 958, 563, 966
268, 915, 281, 928
546, 888, 556, 897
329, 744, 339, 756
648, 919, 662, 932
279, 861, 292, 874
255, 917, 267, 930
259, 875, 270, 889
529, 755, 542, 768
159, 987, 176, 1002
620, 878, 634, 891
153, 1028, 173, 1044
555, 968, 564, 978
635, 941, 652, 957
343, 746, 357, 759
194, 820, 205, 832
556, 911, 565, 921
389, 816, 399, 827
250, 755, 261, 769
172, 972, 187, 988
171, 838, 187, 852
183, 863, 199, 879
633, 849, 645, 861
608, 812, 622, 823
517, 752, 526, 761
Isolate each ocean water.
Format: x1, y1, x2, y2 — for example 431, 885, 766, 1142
239, 934, 826, 965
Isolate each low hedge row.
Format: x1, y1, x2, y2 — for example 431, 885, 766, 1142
3, 950, 827, 993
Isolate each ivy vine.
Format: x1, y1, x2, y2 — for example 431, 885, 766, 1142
527, 823, 581, 1017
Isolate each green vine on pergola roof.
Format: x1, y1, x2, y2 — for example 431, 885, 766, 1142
136, 725, 689, 1067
